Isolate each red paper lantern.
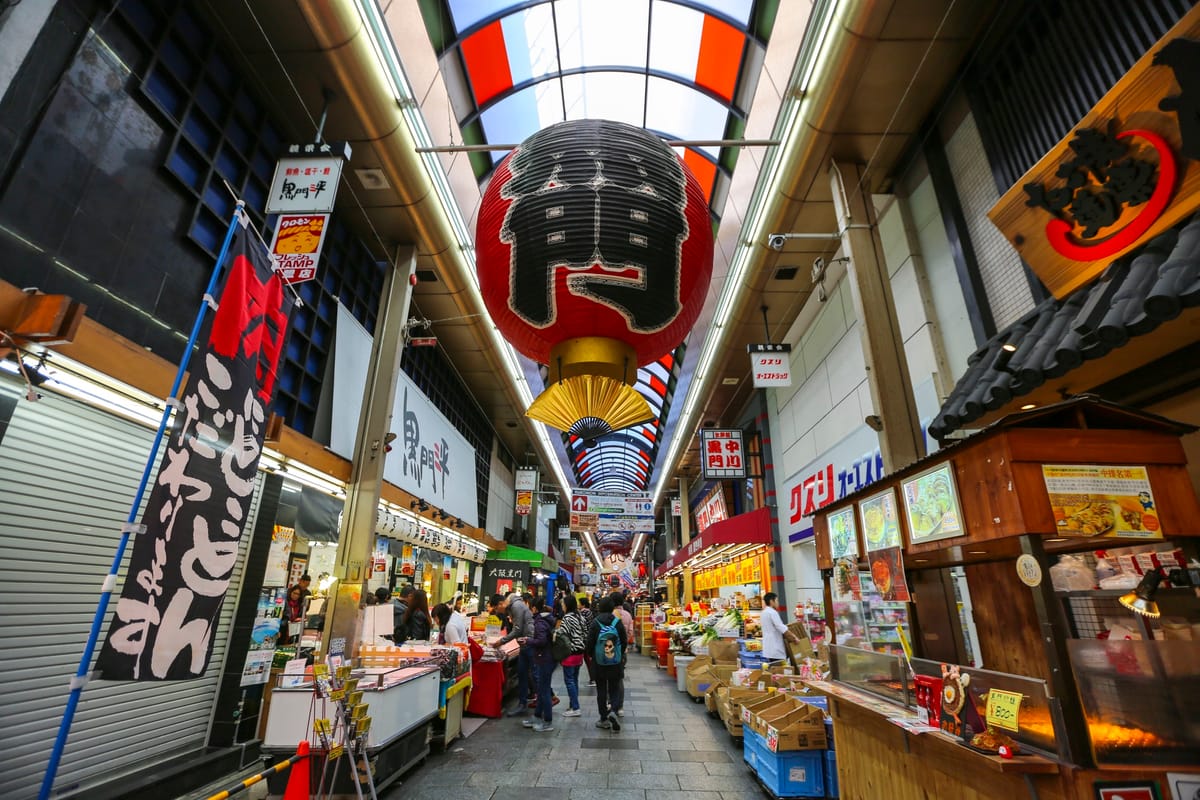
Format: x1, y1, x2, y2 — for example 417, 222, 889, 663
476, 120, 713, 368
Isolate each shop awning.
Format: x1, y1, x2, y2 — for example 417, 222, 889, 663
655, 506, 771, 578
930, 215, 1200, 440
487, 545, 557, 572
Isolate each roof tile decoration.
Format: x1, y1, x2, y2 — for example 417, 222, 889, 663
931, 212, 1200, 440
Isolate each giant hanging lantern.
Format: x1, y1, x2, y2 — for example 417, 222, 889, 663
476, 120, 713, 439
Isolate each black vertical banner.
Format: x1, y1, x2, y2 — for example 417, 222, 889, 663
96, 222, 293, 680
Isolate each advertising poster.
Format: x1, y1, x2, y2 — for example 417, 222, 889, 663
1043, 465, 1163, 539
901, 463, 965, 544
443, 555, 453, 581
828, 507, 859, 559
860, 488, 902, 551
288, 555, 307, 588
240, 588, 284, 687
268, 214, 329, 285
263, 525, 295, 587
401, 544, 415, 577
832, 556, 862, 602
867, 546, 910, 603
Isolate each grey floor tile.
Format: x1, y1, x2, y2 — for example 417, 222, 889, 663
703, 761, 748, 775
536, 771, 610, 788
608, 772, 682, 790
678, 774, 759, 791
669, 749, 732, 762
568, 789, 646, 800
638, 760, 696, 774
573, 758, 640, 773
383, 788, 492, 800
581, 737, 640, 749
467, 771, 543, 787
656, 792, 726, 800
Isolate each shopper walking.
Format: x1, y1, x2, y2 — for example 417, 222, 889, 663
609, 592, 634, 716
498, 592, 534, 716
524, 595, 557, 732
587, 597, 627, 731
558, 594, 587, 717
579, 596, 596, 686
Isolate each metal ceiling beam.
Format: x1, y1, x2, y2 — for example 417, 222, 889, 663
415, 139, 781, 153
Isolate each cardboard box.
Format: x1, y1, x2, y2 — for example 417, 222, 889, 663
707, 639, 740, 664
720, 687, 771, 725
742, 694, 792, 734
724, 715, 743, 738
785, 622, 814, 669
765, 704, 828, 752
707, 664, 739, 687
704, 687, 719, 714
685, 656, 716, 697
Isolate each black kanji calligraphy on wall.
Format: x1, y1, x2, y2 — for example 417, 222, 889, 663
500, 120, 689, 333
1155, 37, 1200, 162
1023, 125, 1159, 238
96, 223, 293, 680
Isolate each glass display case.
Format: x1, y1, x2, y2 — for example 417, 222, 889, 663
908, 657, 1058, 757
1068, 639, 1200, 767
829, 644, 909, 706
861, 572, 911, 656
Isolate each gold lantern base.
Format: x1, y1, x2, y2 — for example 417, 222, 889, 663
525, 338, 654, 434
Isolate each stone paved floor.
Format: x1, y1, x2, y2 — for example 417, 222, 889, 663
381, 653, 763, 800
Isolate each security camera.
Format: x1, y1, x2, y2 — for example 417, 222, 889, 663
768, 234, 787, 251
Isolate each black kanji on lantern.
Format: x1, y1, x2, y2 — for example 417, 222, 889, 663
499, 121, 688, 332
1155, 37, 1200, 162
1023, 125, 1159, 238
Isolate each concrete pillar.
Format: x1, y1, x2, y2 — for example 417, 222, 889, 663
829, 161, 925, 472
322, 246, 417, 655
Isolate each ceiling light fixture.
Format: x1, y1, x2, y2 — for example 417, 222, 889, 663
1021, 403, 1037, 410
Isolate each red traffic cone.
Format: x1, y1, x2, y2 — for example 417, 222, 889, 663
282, 740, 311, 800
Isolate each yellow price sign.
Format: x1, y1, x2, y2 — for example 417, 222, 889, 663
313, 664, 329, 677
328, 744, 345, 760
343, 678, 359, 694
986, 689, 1023, 732
329, 688, 346, 702
313, 718, 332, 735
336, 665, 352, 681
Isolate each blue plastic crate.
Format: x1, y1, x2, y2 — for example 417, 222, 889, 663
825, 718, 834, 750
825, 750, 838, 798
756, 748, 825, 798
744, 727, 766, 765
793, 695, 828, 712
740, 650, 770, 669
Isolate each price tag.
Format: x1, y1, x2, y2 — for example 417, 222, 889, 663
986, 689, 1023, 732
356, 716, 372, 736
766, 725, 779, 752
329, 688, 346, 702
351, 703, 369, 720
313, 718, 332, 735
757, 681, 766, 691
342, 678, 359, 694
347, 691, 363, 707
335, 665, 352, 681
328, 744, 345, 760
741, 707, 753, 724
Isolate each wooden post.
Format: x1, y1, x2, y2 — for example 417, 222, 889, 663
829, 160, 925, 472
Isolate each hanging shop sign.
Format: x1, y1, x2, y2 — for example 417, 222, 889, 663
482, 560, 530, 599
515, 467, 538, 516
96, 222, 293, 680
375, 508, 488, 561
748, 343, 793, 388
988, 7, 1200, 298
1042, 464, 1163, 539
266, 141, 351, 214
268, 214, 330, 285
571, 490, 653, 554
700, 428, 746, 480
695, 488, 728, 534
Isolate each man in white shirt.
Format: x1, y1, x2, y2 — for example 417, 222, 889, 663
760, 592, 801, 661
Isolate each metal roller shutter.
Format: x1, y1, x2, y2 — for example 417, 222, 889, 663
0, 375, 260, 799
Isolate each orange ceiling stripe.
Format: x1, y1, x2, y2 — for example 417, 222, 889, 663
683, 148, 717, 202
461, 20, 513, 106
694, 14, 742, 103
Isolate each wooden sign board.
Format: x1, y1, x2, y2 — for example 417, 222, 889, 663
988, 5, 1200, 298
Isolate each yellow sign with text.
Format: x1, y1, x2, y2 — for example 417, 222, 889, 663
986, 689, 1023, 732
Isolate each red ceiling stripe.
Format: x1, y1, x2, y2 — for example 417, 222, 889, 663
460, 20, 513, 106
694, 14, 742, 103
683, 148, 717, 203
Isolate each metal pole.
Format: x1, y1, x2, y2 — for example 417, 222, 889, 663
39, 205, 247, 800
414, 138, 781, 153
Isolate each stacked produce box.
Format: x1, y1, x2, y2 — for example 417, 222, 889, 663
742, 694, 837, 798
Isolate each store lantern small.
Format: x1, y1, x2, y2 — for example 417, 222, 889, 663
476, 119, 713, 436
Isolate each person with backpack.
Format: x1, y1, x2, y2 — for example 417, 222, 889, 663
586, 597, 627, 731
556, 594, 588, 717
609, 591, 634, 717
578, 596, 596, 686
523, 595, 557, 732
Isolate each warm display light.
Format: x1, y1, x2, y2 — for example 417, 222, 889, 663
1119, 570, 1163, 618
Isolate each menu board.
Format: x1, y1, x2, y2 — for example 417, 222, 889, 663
860, 488, 902, 551
1042, 465, 1163, 539
901, 463, 965, 545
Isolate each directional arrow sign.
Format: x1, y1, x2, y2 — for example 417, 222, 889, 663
571, 495, 588, 512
